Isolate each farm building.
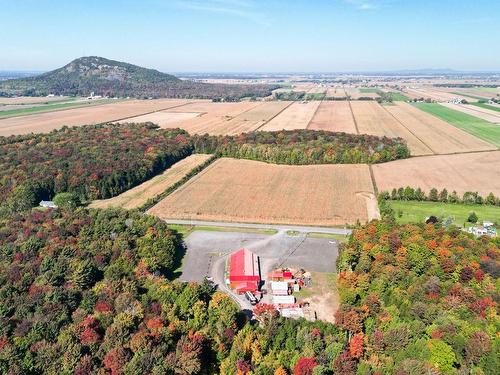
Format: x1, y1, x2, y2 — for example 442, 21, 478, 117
270, 281, 289, 296
228, 248, 261, 294
268, 270, 293, 282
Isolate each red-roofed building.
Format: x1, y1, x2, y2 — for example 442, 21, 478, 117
228, 248, 261, 294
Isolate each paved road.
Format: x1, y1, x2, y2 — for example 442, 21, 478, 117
163, 219, 352, 235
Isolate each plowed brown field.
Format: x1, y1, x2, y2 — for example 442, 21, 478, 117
385, 102, 496, 153
351, 101, 433, 156
260, 101, 320, 131
308, 101, 357, 133
372, 151, 500, 196
159, 101, 261, 135
0, 99, 196, 136
117, 111, 202, 128
90, 154, 213, 210
148, 158, 379, 226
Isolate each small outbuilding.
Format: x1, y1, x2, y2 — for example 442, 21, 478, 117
39, 200, 57, 209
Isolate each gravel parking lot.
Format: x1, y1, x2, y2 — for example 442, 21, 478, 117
180, 230, 339, 283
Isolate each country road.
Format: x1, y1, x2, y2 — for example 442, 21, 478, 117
162, 219, 353, 235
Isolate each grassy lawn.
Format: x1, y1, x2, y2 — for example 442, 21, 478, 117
388, 200, 500, 226
359, 87, 380, 93
386, 92, 409, 101
470, 102, 500, 113
307, 232, 349, 242
413, 102, 500, 147
451, 92, 485, 101
305, 93, 326, 100
0, 99, 114, 119
167, 224, 277, 237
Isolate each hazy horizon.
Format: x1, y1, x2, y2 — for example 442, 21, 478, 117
2, 0, 500, 73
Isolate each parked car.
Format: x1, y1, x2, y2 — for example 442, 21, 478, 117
245, 291, 258, 305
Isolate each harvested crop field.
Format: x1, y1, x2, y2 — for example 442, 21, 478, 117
0, 99, 196, 136
350, 101, 433, 156
372, 151, 500, 196
260, 101, 320, 131
326, 87, 347, 98
148, 158, 379, 226
117, 111, 202, 128
403, 87, 474, 102
440, 102, 500, 124
90, 154, 213, 210
307, 101, 357, 133
414, 103, 500, 147
159, 101, 262, 135
0, 96, 70, 104
385, 102, 496, 153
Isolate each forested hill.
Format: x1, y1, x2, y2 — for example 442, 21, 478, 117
0, 56, 276, 99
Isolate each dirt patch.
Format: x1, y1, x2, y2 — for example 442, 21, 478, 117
295, 272, 339, 323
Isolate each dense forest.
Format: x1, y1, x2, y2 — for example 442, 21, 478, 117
0, 57, 277, 100
0, 124, 192, 216
192, 130, 410, 165
336, 220, 499, 374
0, 208, 343, 374
0, 209, 497, 374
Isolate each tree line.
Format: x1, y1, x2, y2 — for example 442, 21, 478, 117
335, 219, 499, 374
0, 124, 192, 217
192, 129, 410, 165
379, 187, 500, 206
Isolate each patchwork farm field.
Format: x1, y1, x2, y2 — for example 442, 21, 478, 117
0, 98, 113, 119
260, 101, 320, 131
440, 102, 500, 123
385, 102, 495, 154
471, 102, 500, 113
117, 111, 202, 129
0, 98, 196, 136
89, 154, 213, 210
350, 101, 433, 156
156, 101, 262, 135
148, 158, 379, 226
372, 151, 500, 196
414, 103, 500, 147
307, 101, 357, 133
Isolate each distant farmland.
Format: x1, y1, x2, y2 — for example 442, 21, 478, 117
414, 103, 500, 147
0, 99, 196, 136
148, 158, 379, 226
385, 102, 495, 154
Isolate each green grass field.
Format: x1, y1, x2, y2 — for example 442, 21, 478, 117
167, 224, 277, 237
0, 99, 114, 119
359, 87, 380, 93
451, 92, 485, 101
305, 93, 326, 100
388, 200, 500, 226
413, 102, 500, 147
385, 92, 409, 101
470, 102, 500, 113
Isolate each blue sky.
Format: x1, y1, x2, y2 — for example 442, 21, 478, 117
1, 0, 499, 72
